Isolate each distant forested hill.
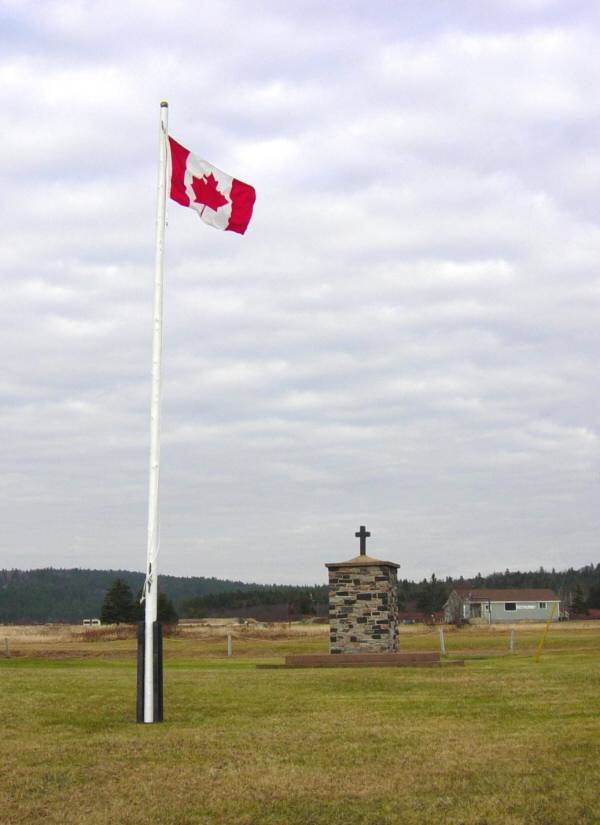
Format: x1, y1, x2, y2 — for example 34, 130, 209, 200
0, 568, 263, 623
180, 586, 328, 621
1, 562, 598, 623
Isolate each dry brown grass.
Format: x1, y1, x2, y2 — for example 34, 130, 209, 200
3, 619, 600, 660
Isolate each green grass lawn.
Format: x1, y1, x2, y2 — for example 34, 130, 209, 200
1, 627, 599, 824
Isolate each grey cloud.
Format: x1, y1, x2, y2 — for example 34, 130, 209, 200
1, 1, 600, 583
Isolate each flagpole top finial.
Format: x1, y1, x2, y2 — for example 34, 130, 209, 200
160, 100, 168, 108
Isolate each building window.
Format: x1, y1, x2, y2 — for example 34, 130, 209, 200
504, 602, 516, 611
539, 602, 547, 609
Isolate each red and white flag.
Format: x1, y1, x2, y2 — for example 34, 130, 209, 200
168, 136, 256, 235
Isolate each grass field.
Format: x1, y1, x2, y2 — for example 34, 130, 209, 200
1, 621, 599, 824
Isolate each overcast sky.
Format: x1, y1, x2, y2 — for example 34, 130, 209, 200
2, 0, 600, 585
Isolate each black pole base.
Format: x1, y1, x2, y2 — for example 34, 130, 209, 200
136, 622, 144, 722
136, 620, 164, 723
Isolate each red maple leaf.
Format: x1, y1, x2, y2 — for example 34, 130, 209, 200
191, 173, 229, 212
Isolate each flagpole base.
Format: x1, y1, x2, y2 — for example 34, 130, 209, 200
136, 620, 163, 723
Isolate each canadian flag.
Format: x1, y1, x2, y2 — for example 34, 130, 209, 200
168, 136, 256, 235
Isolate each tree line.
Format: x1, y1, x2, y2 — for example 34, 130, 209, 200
180, 585, 327, 618
0, 567, 267, 623
181, 564, 600, 618
2, 562, 599, 623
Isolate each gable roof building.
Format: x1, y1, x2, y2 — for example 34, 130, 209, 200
444, 587, 560, 624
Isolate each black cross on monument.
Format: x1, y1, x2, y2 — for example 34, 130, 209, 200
355, 525, 371, 556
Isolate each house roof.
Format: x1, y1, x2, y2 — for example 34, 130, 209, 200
453, 587, 559, 602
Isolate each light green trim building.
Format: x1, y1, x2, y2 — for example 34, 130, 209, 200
444, 587, 560, 624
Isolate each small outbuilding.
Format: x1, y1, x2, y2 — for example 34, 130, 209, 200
444, 587, 560, 624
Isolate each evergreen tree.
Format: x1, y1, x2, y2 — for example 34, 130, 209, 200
586, 580, 600, 610
571, 584, 588, 616
100, 579, 135, 624
415, 574, 448, 613
130, 590, 178, 624
158, 592, 179, 624
131, 589, 144, 623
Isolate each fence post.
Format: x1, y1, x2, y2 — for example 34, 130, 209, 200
439, 626, 446, 656
4, 637, 9, 658
227, 632, 232, 657
509, 629, 515, 654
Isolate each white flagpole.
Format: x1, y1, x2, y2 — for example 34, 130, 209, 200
144, 100, 169, 723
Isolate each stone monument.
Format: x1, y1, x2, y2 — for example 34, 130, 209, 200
325, 526, 399, 654
258, 526, 451, 669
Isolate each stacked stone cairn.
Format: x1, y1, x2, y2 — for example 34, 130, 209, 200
255, 529, 450, 669
326, 553, 399, 654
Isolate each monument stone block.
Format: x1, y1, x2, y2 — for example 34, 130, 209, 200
325, 526, 399, 654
